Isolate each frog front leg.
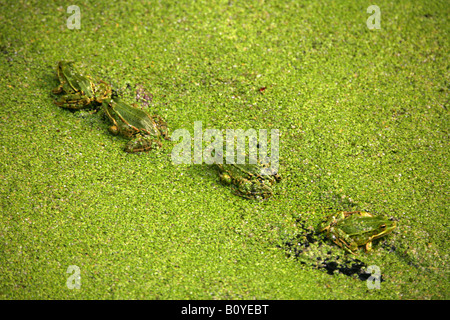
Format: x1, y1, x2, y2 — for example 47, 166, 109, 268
124, 134, 162, 153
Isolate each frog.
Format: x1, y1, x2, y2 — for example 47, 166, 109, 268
101, 97, 169, 153
215, 159, 281, 200
52, 60, 112, 109
317, 211, 397, 254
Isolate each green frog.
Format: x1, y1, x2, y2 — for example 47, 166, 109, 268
215, 160, 281, 200
52, 61, 111, 109
317, 211, 397, 254
102, 97, 169, 153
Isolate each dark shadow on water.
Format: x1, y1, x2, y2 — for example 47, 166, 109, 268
278, 219, 379, 282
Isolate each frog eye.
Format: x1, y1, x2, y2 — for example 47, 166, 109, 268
380, 224, 386, 230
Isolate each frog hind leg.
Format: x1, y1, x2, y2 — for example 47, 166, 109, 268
218, 171, 232, 185
94, 80, 112, 103
52, 84, 64, 94
234, 178, 273, 200
153, 114, 170, 140
343, 211, 373, 218
329, 227, 359, 254
124, 135, 162, 153
129, 103, 170, 140
54, 93, 94, 110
